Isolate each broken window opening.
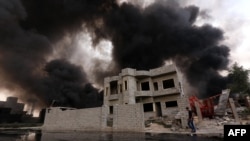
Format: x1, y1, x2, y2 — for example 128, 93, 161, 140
109, 106, 113, 114
107, 117, 113, 127
60, 108, 67, 111
162, 79, 175, 89
141, 81, 150, 90
105, 87, 109, 96
143, 103, 153, 112
124, 81, 128, 90
110, 81, 118, 95
165, 101, 178, 108
119, 84, 122, 93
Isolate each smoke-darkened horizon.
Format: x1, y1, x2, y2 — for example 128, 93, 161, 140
0, 0, 230, 109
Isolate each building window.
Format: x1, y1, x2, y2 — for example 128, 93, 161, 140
165, 101, 178, 108
124, 81, 127, 90
162, 79, 175, 89
119, 84, 122, 93
109, 106, 113, 114
153, 82, 158, 91
143, 103, 153, 112
141, 81, 150, 90
105, 87, 109, 96
110, 81, 118, 95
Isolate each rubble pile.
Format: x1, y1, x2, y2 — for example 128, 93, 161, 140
145, 107, 250, 137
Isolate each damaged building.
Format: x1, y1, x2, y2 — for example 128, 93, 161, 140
0, 97, 42, 123
42, 64, 189, 132
0, 97, 25, 123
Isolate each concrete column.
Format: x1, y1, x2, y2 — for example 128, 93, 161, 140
215, 89, 230, 116
101, 105, 108, 130
177, 95, 189, 128
194, 101, 202, 122
153, 102, 156, 112
181, 116, 187, 128
229, 98, 240, 122
113, 105, 119, 130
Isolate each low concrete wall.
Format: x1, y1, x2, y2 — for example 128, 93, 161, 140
42, 107, 104, 131
144, 111, 156, 120
42, 104, 145, 132
162, 107, 179, 119
113, 104, 145, 131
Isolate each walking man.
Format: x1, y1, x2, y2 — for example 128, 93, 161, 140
186, 107, 196, 133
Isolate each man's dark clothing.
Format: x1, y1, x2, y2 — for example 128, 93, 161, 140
187, 109, 196, 132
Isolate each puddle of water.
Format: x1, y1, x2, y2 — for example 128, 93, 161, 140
0, 129, 223, 141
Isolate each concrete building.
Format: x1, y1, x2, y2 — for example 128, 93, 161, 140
0, 97, 25, 123
0, 97, 24, 114
104, 64, 189, 120
42, 64, 189, 132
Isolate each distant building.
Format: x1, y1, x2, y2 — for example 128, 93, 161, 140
0, 97, 40, 123
0, 97, 24, 114
0, 97, 25, 123
42, 64, 189, 132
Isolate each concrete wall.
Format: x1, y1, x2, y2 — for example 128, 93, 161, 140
123, 76, 137, 104
151, 75, 179, 91
42, 104, 145, 132
153, 95, 179, 118
176, 95, 190, 128
113, 104, 145, 131
144, 111, 156, 120
42, 107, 104, 131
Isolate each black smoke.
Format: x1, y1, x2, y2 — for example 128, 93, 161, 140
0, 0, 230, 109
0, 0, 107, 108
100, 1, 230, 97
41, 59, 103, 108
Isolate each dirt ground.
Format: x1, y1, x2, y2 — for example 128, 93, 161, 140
145, 114, 250, 138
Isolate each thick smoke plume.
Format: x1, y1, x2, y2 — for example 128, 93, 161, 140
101, 1, 229, 97
0, 0, 230, 109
